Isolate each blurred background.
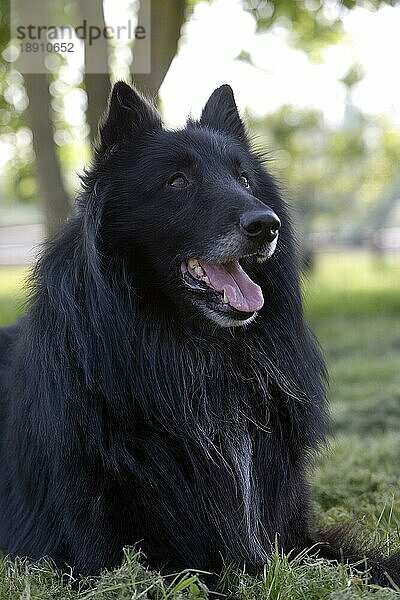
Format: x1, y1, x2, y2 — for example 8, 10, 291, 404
0, 0, 399, 542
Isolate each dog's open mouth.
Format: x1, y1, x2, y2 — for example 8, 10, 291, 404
181, 258, 264, 314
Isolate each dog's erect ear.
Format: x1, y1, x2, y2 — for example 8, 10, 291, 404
199, 85, 247, 142
97, 81, 161, 154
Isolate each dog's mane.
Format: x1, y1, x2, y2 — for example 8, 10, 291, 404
18, 150, 328, 479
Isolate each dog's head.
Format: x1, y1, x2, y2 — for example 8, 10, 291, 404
90, 82, 285, 328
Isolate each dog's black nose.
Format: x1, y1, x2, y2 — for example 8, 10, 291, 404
240, 210, 281, 244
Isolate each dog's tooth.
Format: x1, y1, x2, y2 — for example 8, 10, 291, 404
203, 276, 210, 285
195, 266, 205, 277
223, 290, 229, 304
188, 258, 198, 269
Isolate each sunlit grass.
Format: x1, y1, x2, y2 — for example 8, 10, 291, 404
0, 266, 28, 297
303, 251, 400, 317
0, 266, 28, 327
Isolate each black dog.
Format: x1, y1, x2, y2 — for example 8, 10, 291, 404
0, 82, 399, 585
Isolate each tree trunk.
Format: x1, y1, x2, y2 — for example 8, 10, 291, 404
24, 74, 71, 239
134, 0, 186, 102
77, 0, 111, 141
21, 0, 186, 238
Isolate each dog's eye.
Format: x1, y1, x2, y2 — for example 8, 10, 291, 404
168, 173, 189, 189
239, 173, 250, 188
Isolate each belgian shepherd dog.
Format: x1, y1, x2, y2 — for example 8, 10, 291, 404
0, 82, 399, 586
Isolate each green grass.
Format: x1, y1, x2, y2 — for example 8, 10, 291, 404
303, 251, 400, 317
0, 266, 29, 326
1, 252, 400, 599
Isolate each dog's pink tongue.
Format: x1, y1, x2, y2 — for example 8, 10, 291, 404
200, 260, 264, 312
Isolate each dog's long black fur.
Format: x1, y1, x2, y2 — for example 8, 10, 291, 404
0, 82, 399, 585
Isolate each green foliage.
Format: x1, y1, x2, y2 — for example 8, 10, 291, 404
341, 64, 364, 90
244, 0, 400, 58
0, 1, 35, 204
252, 106, 400, 236
0, 68, 35, 205
244, 0, 343, 59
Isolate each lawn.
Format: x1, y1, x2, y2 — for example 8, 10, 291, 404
0, 252, 400, 599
